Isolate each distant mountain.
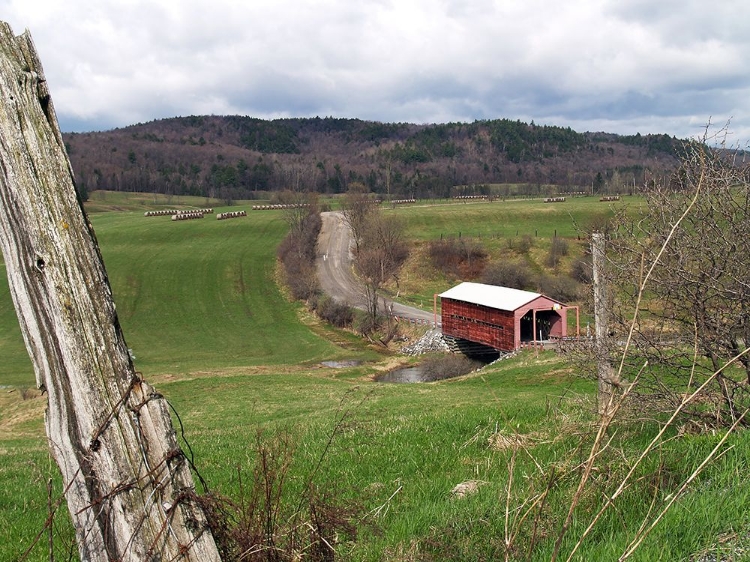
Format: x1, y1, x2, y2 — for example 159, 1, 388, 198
62, 116, 682, 201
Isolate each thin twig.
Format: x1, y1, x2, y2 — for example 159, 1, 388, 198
504, 445, 517, 560
552, 171, 707, 562
619, 408, 747, 560
365, 485, 402, 520
565, 347, 749, 562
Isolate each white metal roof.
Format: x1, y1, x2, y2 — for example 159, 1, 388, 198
439, 282, 542, 312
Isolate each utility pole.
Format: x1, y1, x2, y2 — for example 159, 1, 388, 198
0, 23, 221, 561
592, 232, 617, 414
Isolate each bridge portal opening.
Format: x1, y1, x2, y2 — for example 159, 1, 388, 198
520, 310, 563, 342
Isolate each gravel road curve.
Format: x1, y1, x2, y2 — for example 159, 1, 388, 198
316, 211, 439, 326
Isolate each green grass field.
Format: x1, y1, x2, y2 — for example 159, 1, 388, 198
0, 200, 377, 386
393, 195, 636, 241
375, 196, 635, 320
1, 192, 748, 562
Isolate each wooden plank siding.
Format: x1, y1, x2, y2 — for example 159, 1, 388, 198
439, 284, 571, 352
441, 298, 516, 351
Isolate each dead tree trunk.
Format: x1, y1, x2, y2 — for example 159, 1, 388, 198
592, 232, 617, 414
0, 23, 221, 561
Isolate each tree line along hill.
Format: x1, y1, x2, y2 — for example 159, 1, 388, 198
62, 116, 682, 201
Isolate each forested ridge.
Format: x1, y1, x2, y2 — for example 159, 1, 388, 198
63, 115, 682, 201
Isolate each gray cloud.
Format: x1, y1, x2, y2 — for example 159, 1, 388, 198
3, 0, 748, 142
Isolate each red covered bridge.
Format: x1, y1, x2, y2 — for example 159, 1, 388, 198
439, 282, 579, 352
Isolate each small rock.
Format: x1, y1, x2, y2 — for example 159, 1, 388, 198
400, 329, 450, 356
450, 480, 482, 498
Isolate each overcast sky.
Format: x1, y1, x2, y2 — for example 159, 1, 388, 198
3, 0, 748, 142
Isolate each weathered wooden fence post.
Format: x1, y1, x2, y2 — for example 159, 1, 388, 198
0, 23, 221, 561
592, 231, 617, 414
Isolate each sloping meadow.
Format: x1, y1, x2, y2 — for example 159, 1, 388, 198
0, 195, 748, 561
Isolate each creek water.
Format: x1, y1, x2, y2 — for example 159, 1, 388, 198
375, 366, 430, 383
320, 360, 362, 368
376, 353, 498, 383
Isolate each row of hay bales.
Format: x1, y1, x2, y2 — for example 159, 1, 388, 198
145, 208, 214, 217
174, 210, 247, 221
216, 210, 247, 220
172, 212, 204, 221
544, 195, 618, 203
251, 204, 309, 210
452, 192, 611, 203
143, 208, 247, 221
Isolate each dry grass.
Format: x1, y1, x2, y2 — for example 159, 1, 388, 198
382, 539, 422, 562
0, 389, 46, 439
487, 431, 540, 452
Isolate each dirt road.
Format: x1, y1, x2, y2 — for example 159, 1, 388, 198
316, 211, 438, 326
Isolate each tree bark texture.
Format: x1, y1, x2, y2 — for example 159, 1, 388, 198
0, 23, 221, 561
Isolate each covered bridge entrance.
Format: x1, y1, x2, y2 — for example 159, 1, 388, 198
439, 282, 579, 352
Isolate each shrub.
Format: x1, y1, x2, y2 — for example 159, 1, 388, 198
419, 353, 483, 381
545, 237, 569, 268
428, 237, 487, 279
570, 254, 593, 284
277, 210, 322, 301
537, 274, 580, 302
353, 311, 379, 337
508, 234, 533, 255
458, 239, 488, 278
480, 260, 533, 290
315, 295, 354, 328
277, 247, 318, 300
198, 429, 362, 561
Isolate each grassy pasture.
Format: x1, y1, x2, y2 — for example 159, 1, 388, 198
4, 353, 749, 561
391, 195, 639, 241
377, 195, 638, 316
0, 202, 377, 386
1, 192, 748, 561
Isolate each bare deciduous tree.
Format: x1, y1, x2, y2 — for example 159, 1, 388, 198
277, 192, 321, 301
353, 211, 409, 322
340, 183, 376, 254
605, 133, 750, 425
279, 190, 319, 241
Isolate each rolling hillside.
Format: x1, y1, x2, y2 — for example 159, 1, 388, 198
0, 196, 380, 386
1, 194, 749, 562
63, 116, 681, 202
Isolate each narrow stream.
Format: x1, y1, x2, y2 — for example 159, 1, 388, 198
375, 354, 495, 383
375, 366, 428, 383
